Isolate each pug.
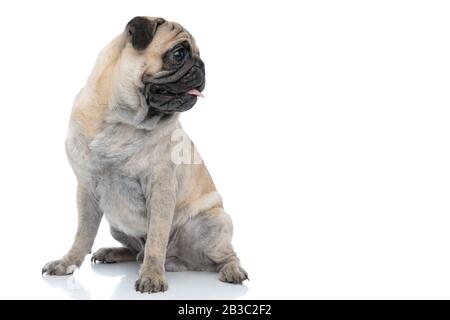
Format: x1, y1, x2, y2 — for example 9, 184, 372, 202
42, 16, 248, 293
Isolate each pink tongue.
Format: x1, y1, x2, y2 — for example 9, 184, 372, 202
187, 89, 204, 98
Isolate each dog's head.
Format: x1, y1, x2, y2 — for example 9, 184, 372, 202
124, 16, 205, 115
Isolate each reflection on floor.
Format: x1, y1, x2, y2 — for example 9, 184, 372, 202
42, 262, 248, 300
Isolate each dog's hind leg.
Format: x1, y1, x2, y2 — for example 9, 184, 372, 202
175, 208, 248, 283
91, 227, 142, 263
164, 256, 189, 272
91, 247, 137, 263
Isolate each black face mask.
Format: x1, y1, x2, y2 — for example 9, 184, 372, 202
143, 54, 206, 115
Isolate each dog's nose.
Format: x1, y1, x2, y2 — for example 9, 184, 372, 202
194, 58, 205, 71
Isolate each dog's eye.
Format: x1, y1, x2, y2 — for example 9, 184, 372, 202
172, 48, 186, 63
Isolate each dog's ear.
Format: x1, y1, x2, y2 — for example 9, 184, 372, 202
126, 17, 165, 51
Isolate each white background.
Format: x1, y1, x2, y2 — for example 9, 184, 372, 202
0, 0, 449, 299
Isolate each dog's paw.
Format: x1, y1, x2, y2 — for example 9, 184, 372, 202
42, 259, 77, 276
91, 248, 118, 264
219, 263, 249, 284
134, 269, 168, 293
91, 247, 135, 264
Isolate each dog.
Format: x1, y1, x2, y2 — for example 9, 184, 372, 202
42, 16, 248, 293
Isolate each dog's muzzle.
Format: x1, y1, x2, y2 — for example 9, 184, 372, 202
143, 58, 206, 114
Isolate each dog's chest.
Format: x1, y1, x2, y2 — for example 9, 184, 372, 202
68, 121, 174, 237
95, 171, 148, 236
86, 125, 162, 237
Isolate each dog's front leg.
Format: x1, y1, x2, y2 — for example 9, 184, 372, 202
135, 169, 176, 293
42, 185, 102, 275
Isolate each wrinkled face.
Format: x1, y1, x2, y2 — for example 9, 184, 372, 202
126, 16, 205, 115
